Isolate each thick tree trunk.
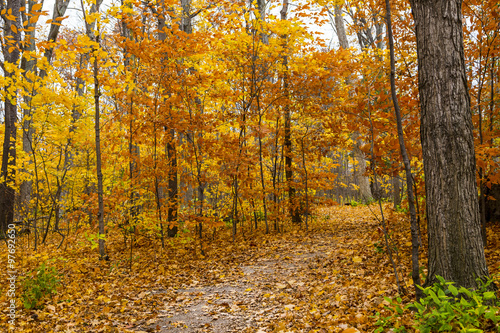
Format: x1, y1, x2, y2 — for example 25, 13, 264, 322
410, 0, 490, 288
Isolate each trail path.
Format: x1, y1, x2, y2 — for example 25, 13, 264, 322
118, 205, 404, 333
145, 233, 334, 333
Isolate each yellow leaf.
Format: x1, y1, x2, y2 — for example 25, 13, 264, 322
352, 256, 362, 263
11, 24, 17, 34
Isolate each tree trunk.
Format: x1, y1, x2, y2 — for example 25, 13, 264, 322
120, 0, 141, 230
43, 0, 72, 231
334, 5, 373, 203
385, 0, 422, 299
85, 0, 106, 259
0, 0, 21, 235
19, 0, 37, 213
94, 43, 106, 260
281, 0, 301, 224
409, 0, 490, 288
334, 5, 349, 49
353, 138, 372, 202
166, 129, 178, 237
392, 176, 401, 209
156, 0, 180, 238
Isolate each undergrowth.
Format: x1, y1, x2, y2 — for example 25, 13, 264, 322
375, 275, 500, 332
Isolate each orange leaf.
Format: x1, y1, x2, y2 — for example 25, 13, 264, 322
32, 3, 43, 11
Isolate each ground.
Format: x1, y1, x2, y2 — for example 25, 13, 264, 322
2, 204, 500, 332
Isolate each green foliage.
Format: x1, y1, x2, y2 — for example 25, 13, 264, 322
373, 240, 384, 253
374, 296, 409, 332
395, 204, 408, 214
255, 211, 266, 221
374, 275, 500, 333
21, 262, 61, 310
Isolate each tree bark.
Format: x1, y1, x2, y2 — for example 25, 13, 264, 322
409, 0, 490, 288
94, 37, 105, 260
333, 4, 373, 203
334, 5, 349, 49
385, 0, 422, 299
19, 0, 37, 212
281, 0, 301, 224
156, 0, 180, 238
0, 0, 21, 235
83, 0, 106, 259
392, 176, 401, 209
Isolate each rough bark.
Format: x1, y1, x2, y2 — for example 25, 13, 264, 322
409, 0, 490, 288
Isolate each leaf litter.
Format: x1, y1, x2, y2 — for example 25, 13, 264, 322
2, 204, 500, 332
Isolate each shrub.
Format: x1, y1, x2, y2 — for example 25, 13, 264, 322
374, 275, 500, 332
21, 262, 61, 309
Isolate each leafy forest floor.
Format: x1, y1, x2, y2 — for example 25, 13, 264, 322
2, 204, 500, 332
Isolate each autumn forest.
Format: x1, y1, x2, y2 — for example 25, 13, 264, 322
1, 0, 500, 332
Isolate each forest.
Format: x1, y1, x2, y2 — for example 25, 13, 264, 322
0, 0, 499, 332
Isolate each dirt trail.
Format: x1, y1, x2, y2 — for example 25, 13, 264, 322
141, 233, 335, 333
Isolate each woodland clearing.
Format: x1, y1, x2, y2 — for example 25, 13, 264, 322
2, 204, 500, 333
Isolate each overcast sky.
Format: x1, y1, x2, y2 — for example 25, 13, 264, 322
40, 0, 340, 48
